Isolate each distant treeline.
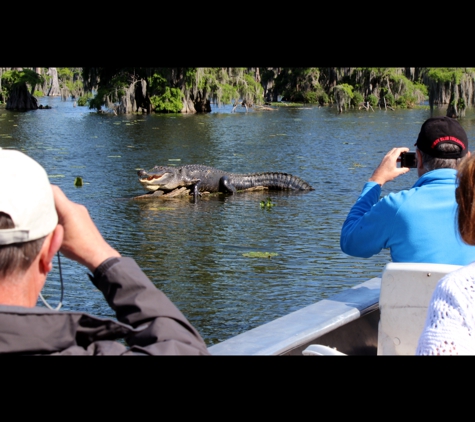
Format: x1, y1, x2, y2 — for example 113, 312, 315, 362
1, 68, 474, 116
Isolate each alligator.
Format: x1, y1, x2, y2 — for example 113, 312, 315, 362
137, 164, 314, 199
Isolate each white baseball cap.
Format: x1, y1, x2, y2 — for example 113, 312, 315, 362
0, 149, 58, 245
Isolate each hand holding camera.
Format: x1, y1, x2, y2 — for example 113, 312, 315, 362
368, 147, 411, 187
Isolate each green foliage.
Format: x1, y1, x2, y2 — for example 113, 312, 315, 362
414, 82, 428, 97
274, 68, 321, 103
150, 87, 183, 113
316, 89, 329, 106
333, 84, 354, 111
218, 83, 239, 105
426, 68, 464, 85
187, 68, 263, 106
338, 83, 354, 98
379, 88, 392, 106
85, 68, 139, 111
282, 89, 322, 104
239, 73, 264, 103
383, 91, 395, 106
148, 72, 184, 113
77, 92, 93, 106
395, 95, 411, 108
33, 90, 44, 97
303, 91, 318, 104
351, 91, 364, 107
89, 87, 110, 110
2, 69, 44, 89
58, 68, 74, 80
367, 94, 378, 107
260, 197, 276, 209
76, 67, 474, 114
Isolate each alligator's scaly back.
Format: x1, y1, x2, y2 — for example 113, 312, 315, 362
227, 171, 314, 191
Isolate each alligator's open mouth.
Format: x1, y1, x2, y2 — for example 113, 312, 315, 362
137, 170, 167, 191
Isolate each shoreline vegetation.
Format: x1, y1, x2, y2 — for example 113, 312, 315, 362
0, 68, 471, 118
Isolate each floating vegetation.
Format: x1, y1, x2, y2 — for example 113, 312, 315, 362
48, 174, 65, 178
74, 177, 83, 187
242, 252, 278, 258
169, 159, 181, 161
260, 197, 276, 209
108, 155, 121, 158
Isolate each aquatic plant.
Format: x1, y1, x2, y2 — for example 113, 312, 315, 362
260, 197, 276, 209
242, 252, 278, 258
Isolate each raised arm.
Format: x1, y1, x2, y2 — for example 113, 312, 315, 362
51, 185, 209, 355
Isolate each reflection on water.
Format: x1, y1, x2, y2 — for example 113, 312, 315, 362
2, 98, 475, 345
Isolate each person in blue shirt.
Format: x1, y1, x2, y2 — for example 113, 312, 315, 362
340, 116, 475, 265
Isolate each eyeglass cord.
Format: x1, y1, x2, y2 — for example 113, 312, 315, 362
38, 252, 64, 311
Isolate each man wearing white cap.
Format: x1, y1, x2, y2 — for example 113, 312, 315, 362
0, 149, 210, 355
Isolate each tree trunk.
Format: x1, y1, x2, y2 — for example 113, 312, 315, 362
181, 97, 196, 113
193, 97, 211, 112
447, 86, 459, 118
134, 80, 151, 113
6, 83, 38, 111
47, 68, 61, 96
191, 92, 211, 112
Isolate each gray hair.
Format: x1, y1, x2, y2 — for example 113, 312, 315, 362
0, 212, 45, 278
420, 143, 465, 171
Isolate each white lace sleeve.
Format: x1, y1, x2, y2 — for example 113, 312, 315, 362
416, 264, 475, 355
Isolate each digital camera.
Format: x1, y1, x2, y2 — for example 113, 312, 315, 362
400, 151, 417, 168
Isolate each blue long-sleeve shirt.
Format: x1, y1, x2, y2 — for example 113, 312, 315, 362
340, 169, 475, 265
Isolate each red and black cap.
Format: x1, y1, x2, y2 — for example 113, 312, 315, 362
415, 116, 469, 159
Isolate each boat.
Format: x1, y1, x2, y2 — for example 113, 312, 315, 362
207, 262, 461, 356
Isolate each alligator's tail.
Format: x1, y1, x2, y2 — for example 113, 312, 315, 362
233, 172, 314, 191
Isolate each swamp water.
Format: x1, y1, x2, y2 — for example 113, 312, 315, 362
2, 98, 475, 346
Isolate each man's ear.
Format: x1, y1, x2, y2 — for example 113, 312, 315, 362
416, 149, 424, 170
39, 225, 63, 275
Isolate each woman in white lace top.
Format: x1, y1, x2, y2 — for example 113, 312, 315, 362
417, 153, 475, 355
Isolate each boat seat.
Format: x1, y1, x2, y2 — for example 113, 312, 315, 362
377, 262, 460, 355
303, 262, 461, 356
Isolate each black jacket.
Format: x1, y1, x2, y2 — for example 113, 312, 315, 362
0, 257, 210, 355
